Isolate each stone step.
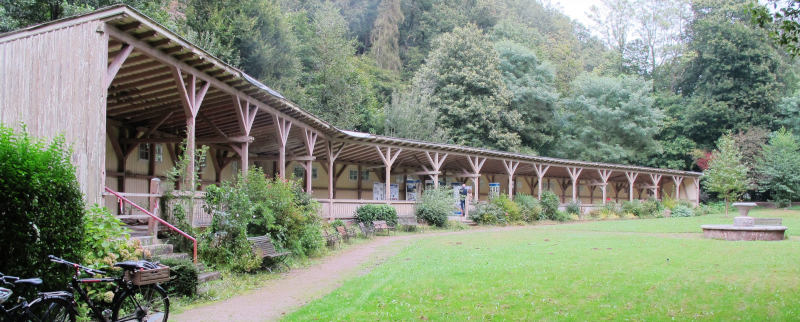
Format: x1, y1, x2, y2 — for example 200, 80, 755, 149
198, 271, 221, 283
143, 243, 173, 256
194, 262, 206, 272
156, 252, 190, 261
133, 235, 157, 246
118, 215, 151, 225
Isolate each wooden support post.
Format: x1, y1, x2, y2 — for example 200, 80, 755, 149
106, 43, 134, 90
566, 167, 583, 203
148, 178, 160, 237
375, 146, 402, 202
273, 115, 292, 180
532, 164, 550, 199
424, 152, 448, 189
466, 156, 486, 201
502, 160, 520, 199
325, 141, 345, 218
614, 182, 626, 203
173, 67, 209, 190
232, 96, 258, 175
625, 172, 639, 202
649, 174, 663, 200
692, 177, 700, 206
598, 169, 612, 205
303, 129, 318, 193
357, 165, 363, 199
672, 176, 684, 201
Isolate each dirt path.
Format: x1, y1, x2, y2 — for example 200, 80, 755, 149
173, 229, 488, 322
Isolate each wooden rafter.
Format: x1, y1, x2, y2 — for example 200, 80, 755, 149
106, 43, 134, 90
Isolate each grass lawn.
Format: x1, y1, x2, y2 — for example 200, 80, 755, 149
285, 208, 800, 320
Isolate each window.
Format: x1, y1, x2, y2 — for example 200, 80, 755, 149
312, 167, 318, 179
293, 166, 304, 179
154, 144, 163, 163
232, 160, 239, 174
138, 143, 150, 160
349, 170, 358, 181
362, 171, 370, 181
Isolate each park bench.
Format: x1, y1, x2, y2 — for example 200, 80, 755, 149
322, 229, 340, 248
247, 235, 291, 272
754, 218, 782, 225
344, 222, 360, 238
373, 220, 395, 235
358, 222, 374, 237
335, 225, 352, 242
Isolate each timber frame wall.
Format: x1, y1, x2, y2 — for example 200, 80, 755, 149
0, 5, 703, 220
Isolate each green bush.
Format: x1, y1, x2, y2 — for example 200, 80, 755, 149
159, 257, 198, 297
355, 204, 398, 227
0, 125, 85, 292
540, 191, 560, 220
514, 194, 542, 222
491, 195, 522, 222
331, 219, 345, 228
552, 210, 570, 222
642, 199, 664, 217
415, 188, 452, 227
671, 205, 694, 217
565, 201, 581, 216
469, 202, 506, 225
622, 200, 644, 217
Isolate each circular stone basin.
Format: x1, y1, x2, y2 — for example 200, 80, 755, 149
701, 224, 787, 241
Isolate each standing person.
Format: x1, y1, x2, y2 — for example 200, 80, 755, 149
459, 184, 468, 216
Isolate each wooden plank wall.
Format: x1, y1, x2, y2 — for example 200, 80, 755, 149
0, 21, 107, 204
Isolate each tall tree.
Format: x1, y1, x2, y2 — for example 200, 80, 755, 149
412, 24, 522, 151
0, 0, 171, 32
384, 87, 448, 143
703, 133, 750, 216
370, 0, 404, 71
558, 74, 661, 164
589, 0, 635, 59
494, 40, 559, 154
757, 128, 800, 203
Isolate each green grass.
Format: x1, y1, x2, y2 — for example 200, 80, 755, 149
285, 208, 800, 320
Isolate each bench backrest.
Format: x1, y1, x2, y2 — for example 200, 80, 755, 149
336, 225, 347, 236
374, 220, 388, 229
248, 235, 278, 258
754, 218, 782, 225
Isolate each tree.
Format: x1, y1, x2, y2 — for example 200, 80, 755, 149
703, 133, 749, 216
384, 87, 448, 143
0, 0, 172, 32
558, 74, 661, 164
370, 0, 404, 71
752, 0, 800, 57
494, 40, 559, 154
776, 90, 800, 137
757, 128, 800, 203
412, 24, 522, 151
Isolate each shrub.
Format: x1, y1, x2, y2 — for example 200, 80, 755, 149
565, 201, 581, 216
642, 199, 664, 217
552, 210, 570, 222
159, 257, 198, 297
331, 219, 345, 228
469, 202, 506, 225
540, 191, 560, 220
415, 188, 452, 227
491, 195, 522, 222
622, 200, 643, 217
514, 194, 542, 222
0, 125, 85, 292
355, 204, 398, 227
671, 205, 694, 217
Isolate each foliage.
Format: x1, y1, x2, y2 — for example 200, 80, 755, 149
0, 0, 173, 33
752, 0, 800, 57
370, 0, 403, 71
355, 204, 399, 227
757, 128, 800, 202
622, 200, 644, 217
384, 87, 448, 143
331, 219, 345, 229
0, 124, 84, 292
159, 257, 198, 297
415, 188, 452, 227
642, 199, 664, 218
670, 205, 694, 218
202, 168, 324, 272
469, 202, 506, 225
412, 24, 522, 151
565, 201, 581, 216
491, 195, 522, 222
704, 133, 750, 215
539, 191, 560, 221
514, 194, 542, 222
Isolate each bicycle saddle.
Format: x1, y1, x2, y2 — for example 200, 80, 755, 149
14, 278, 42, 285
114, 260, 159, 271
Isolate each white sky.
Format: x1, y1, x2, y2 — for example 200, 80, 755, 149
553, 0, 604, 27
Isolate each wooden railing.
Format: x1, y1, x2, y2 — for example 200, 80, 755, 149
163, 191, 211, 227
315, 199, 418, 219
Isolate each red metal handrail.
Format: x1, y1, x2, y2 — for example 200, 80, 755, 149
105, 187, 197, 264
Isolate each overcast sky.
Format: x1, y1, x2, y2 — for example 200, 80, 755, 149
553, 0, 603, 27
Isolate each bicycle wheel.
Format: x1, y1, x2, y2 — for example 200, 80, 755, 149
28, 297, 76, 322
111, 284, 169, 322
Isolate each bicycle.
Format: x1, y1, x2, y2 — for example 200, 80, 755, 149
0, 273, 76, 321
48, 255, 169, 322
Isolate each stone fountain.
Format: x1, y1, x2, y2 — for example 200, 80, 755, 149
701, 202, 787, 241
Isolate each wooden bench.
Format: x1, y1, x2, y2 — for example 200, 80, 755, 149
322, 229, 339, 247
247, 235, 291, 272
373, 220, 395, 235
358, 222, 374, 237
754, 218, 783, 225
335, 225, 352, 242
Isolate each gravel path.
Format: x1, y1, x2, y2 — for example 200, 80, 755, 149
172, 231, 454, 321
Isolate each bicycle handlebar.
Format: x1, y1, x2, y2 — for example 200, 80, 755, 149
48, 255, 107, 276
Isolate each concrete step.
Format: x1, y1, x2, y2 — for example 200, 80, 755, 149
198, 271, 221, 283
118, 215, 151, 225
143, 243, 173, 256
133, 235, 157, 246
195, 262, 206, 272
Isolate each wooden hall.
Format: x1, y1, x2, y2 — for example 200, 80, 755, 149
0, 5, 702, 226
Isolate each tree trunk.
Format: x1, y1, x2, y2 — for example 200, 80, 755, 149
725, 196, 729, 217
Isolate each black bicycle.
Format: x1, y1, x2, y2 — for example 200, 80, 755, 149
48, 255, 169, 322
0, 273, 76, 322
